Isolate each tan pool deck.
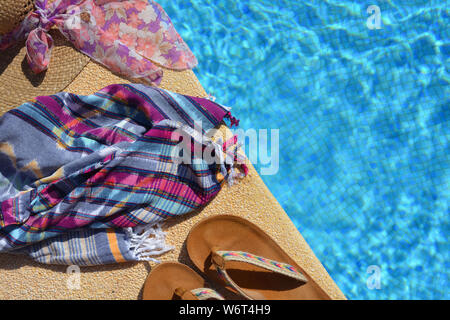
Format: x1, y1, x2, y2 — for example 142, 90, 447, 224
0, 62, 346, 300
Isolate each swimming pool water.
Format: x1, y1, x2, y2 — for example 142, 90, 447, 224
158, 0, 450, 299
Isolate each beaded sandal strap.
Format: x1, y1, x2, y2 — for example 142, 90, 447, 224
211, 249, 308, 300
174, 287, 224, 300
191, 288, 225, 300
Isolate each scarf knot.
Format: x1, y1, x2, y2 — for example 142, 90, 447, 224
31, 3, 55, 31
23, 1, 62, 73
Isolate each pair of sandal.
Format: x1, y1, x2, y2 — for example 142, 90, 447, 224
142, 215, 331, 300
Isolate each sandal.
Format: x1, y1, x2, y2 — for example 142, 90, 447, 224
186, 215, 331, 300
142, 262, 224, 300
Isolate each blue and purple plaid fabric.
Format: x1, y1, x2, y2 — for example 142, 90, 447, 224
0, 83, 244, 265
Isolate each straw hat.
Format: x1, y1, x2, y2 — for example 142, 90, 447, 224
0, 0, 91, 110
0, 0, 205, 114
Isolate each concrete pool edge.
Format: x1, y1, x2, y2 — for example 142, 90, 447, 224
0, 63, 346, 300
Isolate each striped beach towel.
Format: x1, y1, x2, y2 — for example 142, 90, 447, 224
0, 84, 245, 265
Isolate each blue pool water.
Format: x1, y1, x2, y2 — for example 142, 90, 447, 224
158, 0, 449, 299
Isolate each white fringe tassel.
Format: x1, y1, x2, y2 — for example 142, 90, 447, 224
126, 223, 174, 263
158, 119, 241, 186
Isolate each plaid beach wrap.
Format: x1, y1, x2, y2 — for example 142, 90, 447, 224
0, 84, 245, 265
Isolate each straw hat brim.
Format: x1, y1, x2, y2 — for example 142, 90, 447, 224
0, 36, 206, 117
64, 58, 207, 100
0, 29, 90, 113
0, 30, 207, 116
